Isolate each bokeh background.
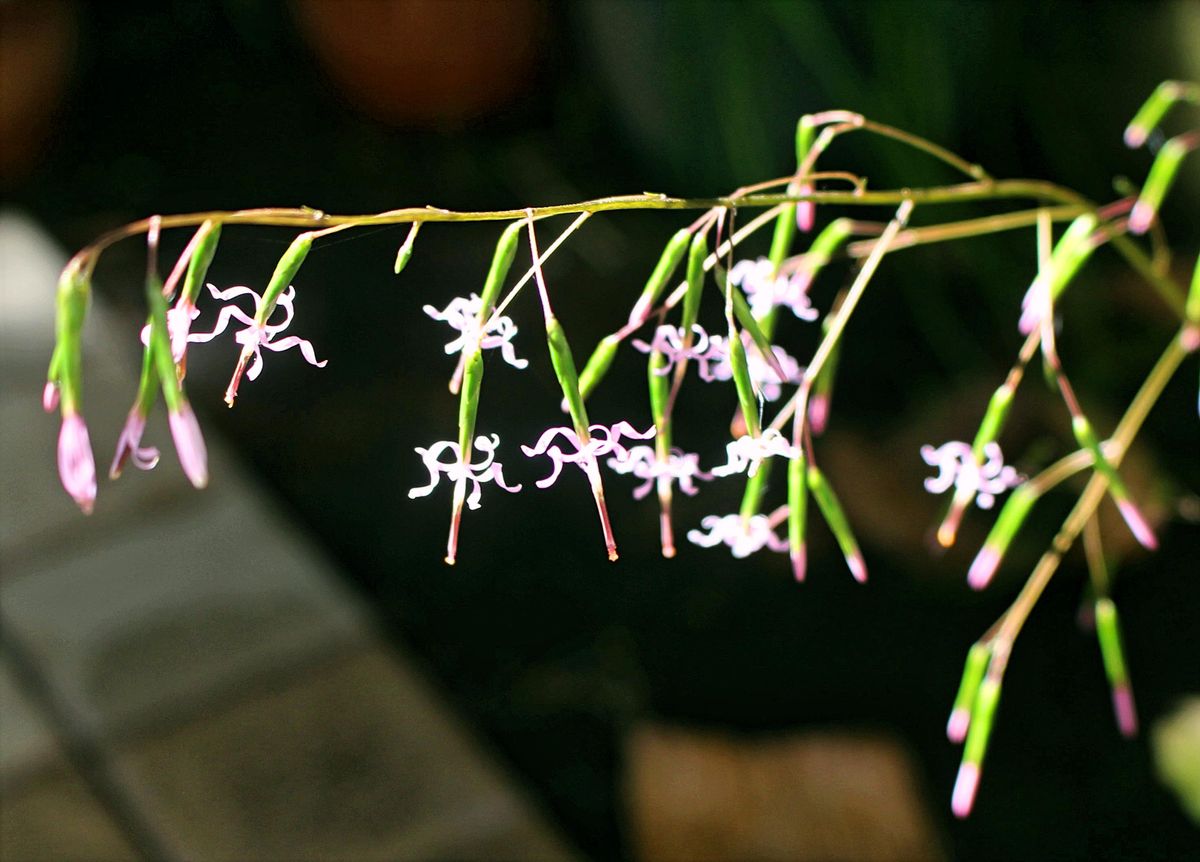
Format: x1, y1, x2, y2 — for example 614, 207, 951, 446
3, 1, 1199, 859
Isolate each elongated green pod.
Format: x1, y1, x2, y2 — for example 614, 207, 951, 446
1046, 214, 1098, 303
182, 221, 222, 305
629, 228, 691, 323
738, 458, 772, 521
1124, 81, 1196, 148
1095, 597, 1139, 737
804, 218, 856, 272
547, 317, 590, 436
458, 348, 484, 454
947, 643, 992, 743
768, 205, 797, 275
480, 220, 525, 311
972, 384, 1015, 455
146, 275, 182, 414
648, 349, 671, 439
1130, 136, 1191, 234
54, 264, 90, 413
810, 315, 841, 435
1186, 254, 1200, 323
720, 282, 786, 383
393, 222, 421, 275
787, 447, 808, 581
968, 484, 1037, 589
726, 323, 761, 439
796, 115, 816, 166
807, 464, 866, 582
681, 232, 707, 332
1071, 416, 1156, 549
578, 334, 621, 402
259, 233, 313, 321
952, 677, 1002, 817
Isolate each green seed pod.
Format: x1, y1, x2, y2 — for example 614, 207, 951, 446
457, 348, 484, 455
480, 220, 525, 312
805, 218, 855, 272
393, 222, 421, 275
547, 316, 590, 436
648, 349, 671, 434
1124, 81, 1186, 148
738, 458, 772, 521
1046, 214, 1098, 303
807, 464, 866, 582
578, 334, 622, 402
948, 643, 992, 742
183, 221, 222, 305
259, 232, 313, 321
1131, 136, 1190, 234
54, 264, 90, 413
962, 678, 1002, 767
630, 228, 692, 322
146, 274, 182, 413
768, 204, 797, 275
724, 285, 784, 381
787, 447, 808, 580
726, 322, 761, 439
681, 232, 707, 333
1095, 598, 1130, 688
972, 384, 1015, 455
1071, 416, 1131, 500
796, 115, 816, 166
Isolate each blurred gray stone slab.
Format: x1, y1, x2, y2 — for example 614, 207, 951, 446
0, 753, 137, 862
1, 491, 366, 737
119, 645, 575, 862
0, 656, 57, 786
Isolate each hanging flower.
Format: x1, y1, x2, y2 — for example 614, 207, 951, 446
631, 324, 718, 378
606, 445, 712, 500
110, 411, 160, 478
687, 512, 789, 558
921, 440, 1022, 509
729, 257, 820, 321
423, 293, 528, 370
711, 428, 798, 478
188, 283, 326, 397
140, 298, 201, 364
408, 433, 522, 509
522, 421, 656, 488
700, 333, 802, 402
58, 413, 97, 515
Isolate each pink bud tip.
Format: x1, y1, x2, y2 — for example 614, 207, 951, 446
967, 547, 1000, 590
846, 552, 867, 584
1116, 499, 1157, 550
791, 544, 807, 582
1128, 201, 1154, 235
1180, 326, 1200, 353
1123, 126, 1146, 149
169, 403, 208, 489
42, 381, 60, 413
946, 708, 971, 744
808, 395, 829, 436
58, 414, 97, 514
1112, 685, 1139, 739
796, 185, 815, 232
951, 762, 981, 819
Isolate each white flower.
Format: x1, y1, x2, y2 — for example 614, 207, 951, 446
409, 433, 522, 509
631, 324, 718, 378
729, 257, 820, 322
920, 440, 1022, 509
687, 513, 789, 558
522, 421, 655, 488
700, 333, 802, 402
423, 293, 528, 370
606, 445, 712, 499
711, 428, 798, 478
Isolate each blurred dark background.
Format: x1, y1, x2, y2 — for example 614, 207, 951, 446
4, 1, 1199, 858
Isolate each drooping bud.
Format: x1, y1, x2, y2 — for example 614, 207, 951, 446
1123, 80, 1193, 149
947, 642, 992, 743
1095, 598, 1138, 738
393, 221, 421, 274
57, 413, 97, 514
787, 444, 808, 582
168, 401, 208, 489
953, 677, 1001, 818
968, 483, 1037, 590
1129, 134, 1194, 235
1071, 416, 1156, 550
627, 228, 691, 326
807, 464, 867, 582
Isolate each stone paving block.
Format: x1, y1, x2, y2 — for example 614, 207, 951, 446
0, 753, 137, 862
119, 645, 575, 861
0, 491, 366, 737
0, 655, 57, 786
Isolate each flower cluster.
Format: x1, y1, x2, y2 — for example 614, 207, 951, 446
729, 257, 820, 321
607, 445, 712, 500
423, 293, 528, 370
920, 440, 1022, 509
687, 512, 789, 558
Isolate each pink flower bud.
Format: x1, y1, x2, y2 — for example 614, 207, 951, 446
951, 762, 981, 819
967, 547, 1001, 591
169, 402, 208, 489
58, 414, 97, 514
42, 381, 60, 413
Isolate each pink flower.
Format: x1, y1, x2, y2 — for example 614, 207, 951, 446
109, 411, 160, 478
728, 257, 820, 322
701, 333, 802, 402
921, 441, 1021, 509
606, 445, 712, 500
631, 324, 717, 378
409, 434, 522, 509
522, 421, 656, 488
189, 283, 326, 401
57, 413, 96, 514
140, 298, 201, 364
169, 402, 208, 489
42, 381, 59, 413
711, 428, 798, 478
687, 512, 789, 558
423, 293, 528, 370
